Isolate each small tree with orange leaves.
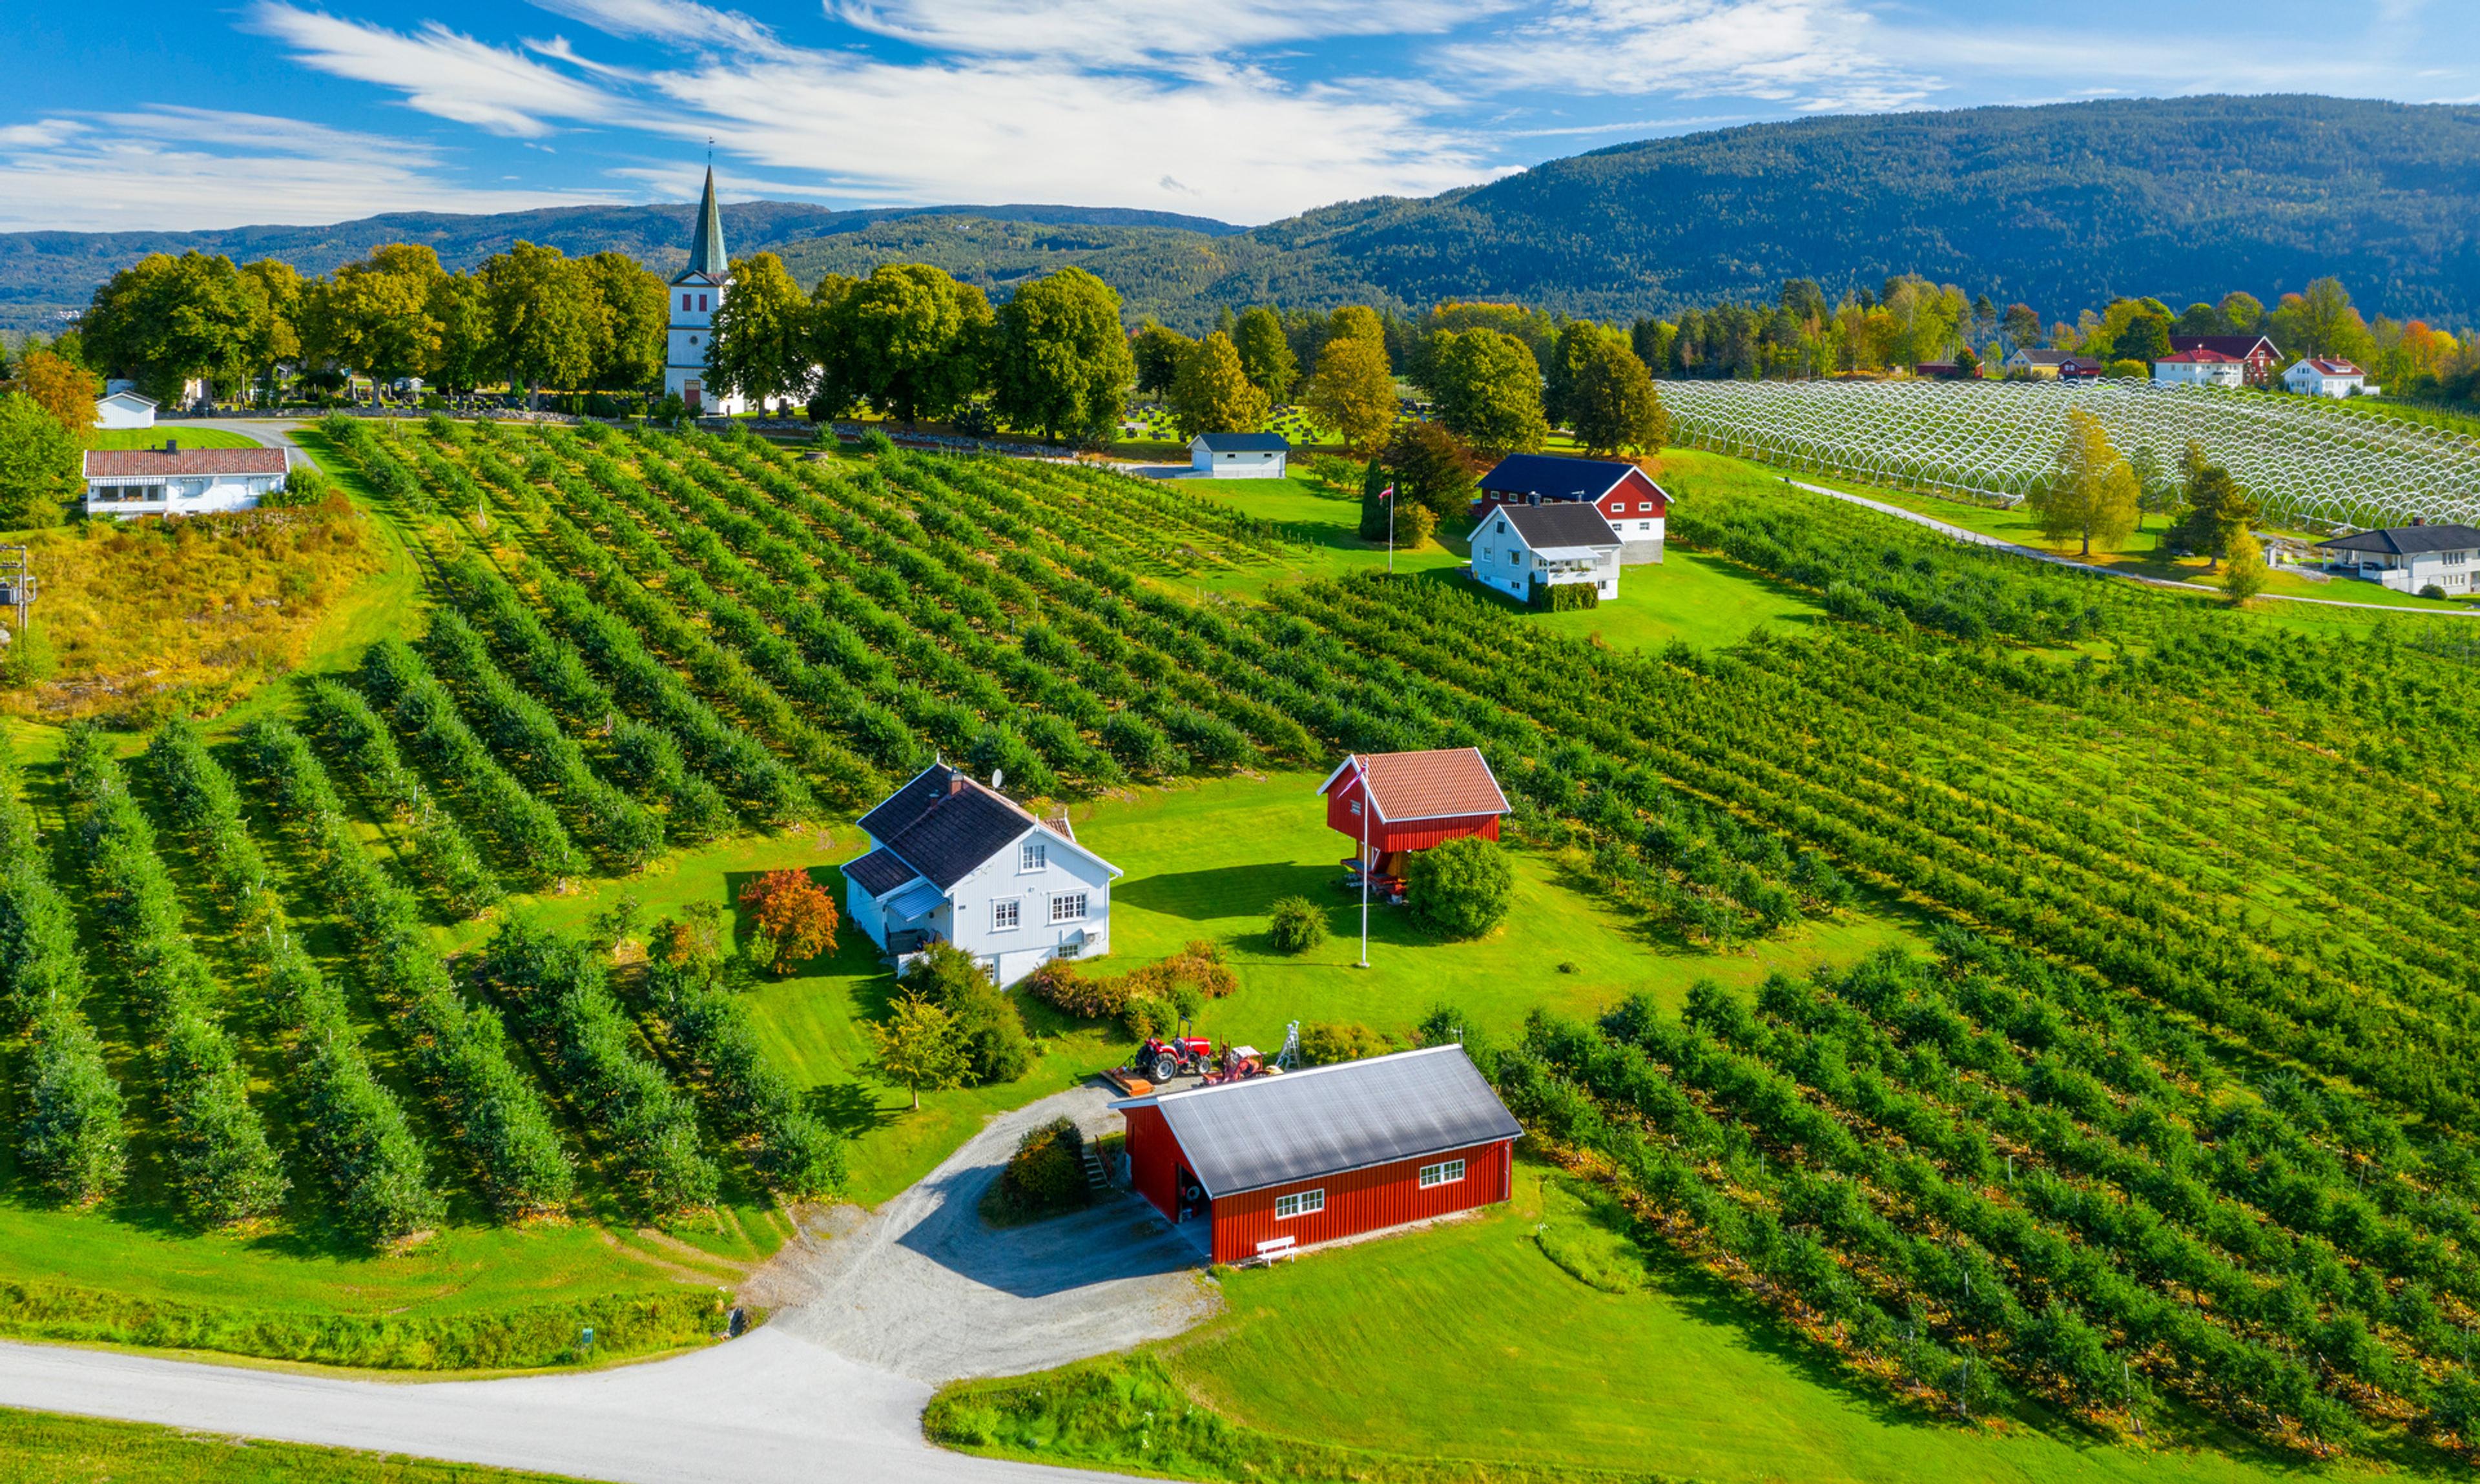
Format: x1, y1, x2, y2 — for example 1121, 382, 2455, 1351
737, 869, 838, 974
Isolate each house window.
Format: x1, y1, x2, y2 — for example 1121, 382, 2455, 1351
1505, 550, 1517, 565
1275, 1188, 1324, 1219
993, 899, 1020, 931
1057, 939, 1081, 958
1639, 502, 1655, 512
1638, 521, 1651, 531
1020, 841, 1047, 872
1050, 891, 1088, 923
1418, 1159, 1465, 1188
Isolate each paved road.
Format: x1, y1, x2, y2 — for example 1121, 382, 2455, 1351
1786, 478, 2480, 617
0, 1086, 1195, 1483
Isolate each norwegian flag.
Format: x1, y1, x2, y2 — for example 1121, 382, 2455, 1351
1378, 484, 1396, 500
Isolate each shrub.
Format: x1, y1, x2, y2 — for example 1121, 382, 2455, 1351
1392, 500, 1440, 548
1405, 835, 1514, 939
1267, 896, 1326, 954
900, 942, 1032, 1086
2422, 583, 2448, 601
859, 427, 897, 457
737, 869, 840, 974
1299, 1020, 1393, 1065
1531, 580, 1599, 612
991, 1116, 1090, 1221
1101, 710, 1184, 776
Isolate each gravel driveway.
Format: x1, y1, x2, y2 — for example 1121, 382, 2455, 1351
0, 1084, 1213, 1483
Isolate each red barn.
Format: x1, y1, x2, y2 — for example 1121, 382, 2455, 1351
1114, 1046, 1522, 1264
1319, 747, 1509, 885
1471, 453, 1668, 564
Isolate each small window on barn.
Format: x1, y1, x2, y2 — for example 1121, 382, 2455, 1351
1419, 1159, 1465, 1188
1276, 1189, 1324, 1219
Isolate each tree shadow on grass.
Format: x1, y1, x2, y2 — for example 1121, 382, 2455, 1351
1116, 863, 1339, 922
805, 1080, 900, 1140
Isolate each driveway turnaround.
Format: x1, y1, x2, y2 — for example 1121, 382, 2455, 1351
0, 1086, 1208, 1484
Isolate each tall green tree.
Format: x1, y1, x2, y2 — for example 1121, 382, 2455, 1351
81, 251, 271, 401
1231, 306, 1297, 404
868, 993, 967, 1111
1429, 329, 1548, 457
428, 273, 493, 394
2116, 311, 2173, 364
0, 393, 82, 528
580, 252, 668, 392
2030, 409, 2140, 556
991, 267, 1134, 448
305, 244, 446, 388
1165, 332, 1267, 440
1327, 304, 1386, 351
2271, 277, 2374, 362
1374, 418, 1478, 528
2176, 459, 2262, 570
238, 259, 303, 397
1569, 338, 1669, 457
1544, 318, 1609, 428
1130, 321, 1192, 398
2218, 291, 2265, 333
1302, 333, 1396, 456
705, 252, 813, 411
481, 242, 601, 405
817, 263, 992, 425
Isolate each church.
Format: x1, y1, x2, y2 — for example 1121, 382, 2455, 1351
665, 167, 745, 417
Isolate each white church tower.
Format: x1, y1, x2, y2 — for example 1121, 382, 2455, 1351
664, 167, 743, 415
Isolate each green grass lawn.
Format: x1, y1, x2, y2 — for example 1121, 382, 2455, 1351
88, 428, 264, 451
1166, 474, 1464, 598
1135, 1161, 2372, 1484
0, 1407, 587, 1483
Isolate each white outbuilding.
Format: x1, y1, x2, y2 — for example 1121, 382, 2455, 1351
83, 442, 291, 519
2152, 348, 2246, 389
1190, 431, 1290, 479
93, 389, 160, 429
2284, 358, 2372, 398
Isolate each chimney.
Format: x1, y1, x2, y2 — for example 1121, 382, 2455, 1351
164, 438, 179, 456
1526, 491, 1541, 506
949, 773, 968, 796
2413, 517, 2426, 526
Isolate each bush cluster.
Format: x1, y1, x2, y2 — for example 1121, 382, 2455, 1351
1404, 835, 1515, 939
1298, 1020, 1396, 1066
994, 1116, 1090, 1219
1266, 896, 1327, 954
899, 943, 1031, 1086
1022, 940, 1236, 1040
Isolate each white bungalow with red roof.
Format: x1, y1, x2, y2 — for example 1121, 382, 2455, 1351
1319, 747, 1511, 891
1471, 453, 1668, 564
81, 440, 291, 519
843, 762, 1121, 987
2284, 358, 2374, 398
2168, 334, 2282, 386
2153, 347, 2247, 389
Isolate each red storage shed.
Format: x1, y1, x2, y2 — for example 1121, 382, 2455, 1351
1319, 747, 1511, 882
1114, 1046, 1523, 1265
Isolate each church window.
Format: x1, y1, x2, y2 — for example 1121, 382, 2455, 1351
698, 294, 709, 311
681, 293, 692, 311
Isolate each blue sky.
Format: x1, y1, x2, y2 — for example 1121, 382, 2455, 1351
5, 0, 2477, 232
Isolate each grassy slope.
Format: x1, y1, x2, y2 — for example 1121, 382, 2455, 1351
88, 428, 262, 451
0, 1407, 587, 1483
1140, 1162, 2364, 1484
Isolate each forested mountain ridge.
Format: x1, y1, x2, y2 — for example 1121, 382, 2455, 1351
7, 94, 2480, 339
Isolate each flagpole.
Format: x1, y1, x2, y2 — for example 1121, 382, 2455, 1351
1357, 757, 1371, 969
1385, 484, 1397, 574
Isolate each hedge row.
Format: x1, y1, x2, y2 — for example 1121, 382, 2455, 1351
144, 719, 442, 1242
299, 677, 502, 916
637, 925, 843, 1199
358, 639, 585, 885
0, 744, 126, 1202
240, 717, 575, 1217
61, 725, 287, 1226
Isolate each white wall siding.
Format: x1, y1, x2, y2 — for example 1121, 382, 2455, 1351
946, 825, 1115, 985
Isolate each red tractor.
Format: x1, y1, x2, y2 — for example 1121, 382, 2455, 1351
1136, 1031, 1215, 1083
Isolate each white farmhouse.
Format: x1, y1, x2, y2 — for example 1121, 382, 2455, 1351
663, 167, 745, 417
843, 763, 1121, 987
93, 389, 160, 429
2284, 357, 2372, 398
1468, 500, 1622, 604
83, 442, 289, 519
1189, 431, 1289, 478
2314, 522, 2480, 595
2152, 348, 2246, 389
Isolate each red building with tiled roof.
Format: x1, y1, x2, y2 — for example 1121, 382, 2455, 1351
1319, 748, 1510, 883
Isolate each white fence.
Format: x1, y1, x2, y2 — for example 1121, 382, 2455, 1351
1659, 378, 2480, 530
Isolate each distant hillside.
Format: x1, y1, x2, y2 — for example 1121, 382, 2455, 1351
0, 201, 1239, 339
8, 95, 2480, 340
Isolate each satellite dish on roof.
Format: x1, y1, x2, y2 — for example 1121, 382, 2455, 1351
991, 768, 1004, 791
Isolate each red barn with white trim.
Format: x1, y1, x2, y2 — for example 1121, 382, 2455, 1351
1113, 1046, 1522, 1264
1319, 747, 1509, 883
1471, 453, 1668, 565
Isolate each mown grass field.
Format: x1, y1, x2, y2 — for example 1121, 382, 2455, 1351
88, 428, 264, 451
0, 1406, 580, 1483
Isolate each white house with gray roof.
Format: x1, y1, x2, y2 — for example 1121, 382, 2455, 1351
1468, 500, 1624, 603
2315, 522, 2480, 595
842, 763, 1121, 987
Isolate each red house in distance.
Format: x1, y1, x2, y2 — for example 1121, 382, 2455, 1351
1113, 1045, 1522, 1264
1319, 747, 1511, 891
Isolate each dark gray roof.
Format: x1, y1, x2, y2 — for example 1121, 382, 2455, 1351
1126, 1046, 1521, 1197
857, 763, 1034, 891
1194, 432, 1290, 452
677, 167, 729, 283
1479, 453, 1636, 500
842, 847, 918, 898
2014, 349, 2073, 365
2170, 334, 2279, 359
2317, 523, 2480, 555
1493, 502, 1621, 550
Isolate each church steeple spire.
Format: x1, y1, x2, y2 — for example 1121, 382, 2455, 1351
682, 165, 728, 281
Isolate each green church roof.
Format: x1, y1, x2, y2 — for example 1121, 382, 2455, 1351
676, 167, 728, 283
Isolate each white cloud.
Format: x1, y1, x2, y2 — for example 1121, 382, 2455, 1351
833, 0, 1489, 66
0, 119, 85, 150
0, 106, 611, 231
525, 0, 784, 54
1444, 0, 1931, 111
250, 4, 622, 136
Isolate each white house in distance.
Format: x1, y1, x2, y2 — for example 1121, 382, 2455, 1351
843, 762, 1121, 987
82, 442, 290, 519
1190, 431, 1290, 478
2153, 348, 2247, 389
93, 389, 160, 429
663, 167, 745, 417
2313, 521, 2480, 595
2285, 358, 2373, 398
1469, 500, 1623, 603
1472, 453, 1668, 564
